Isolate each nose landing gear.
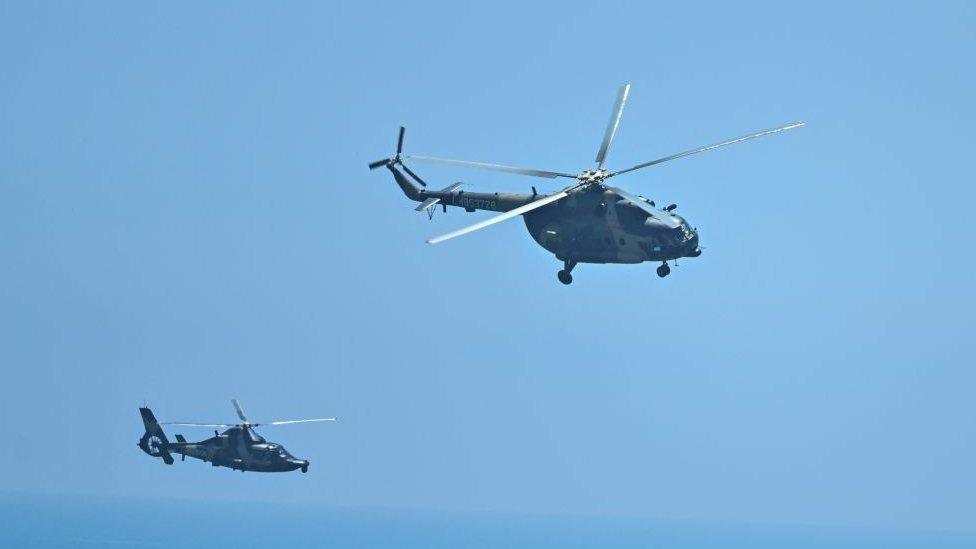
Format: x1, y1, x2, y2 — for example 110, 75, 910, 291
557, 259, 577, 285
656, 262, 671, 278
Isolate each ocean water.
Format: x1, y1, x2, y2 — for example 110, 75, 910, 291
3, 494, 974, 548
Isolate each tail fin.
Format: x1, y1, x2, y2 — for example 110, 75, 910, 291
138, 407, 174, 465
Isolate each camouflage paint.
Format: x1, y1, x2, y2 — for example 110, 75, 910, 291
389, 164, 700, 265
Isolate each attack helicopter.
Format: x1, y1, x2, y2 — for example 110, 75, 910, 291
137, 400, 334, 473
369, 83, 803, 284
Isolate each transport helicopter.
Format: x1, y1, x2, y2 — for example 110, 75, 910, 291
369, 83, 802, 284
137, 400, 335, 473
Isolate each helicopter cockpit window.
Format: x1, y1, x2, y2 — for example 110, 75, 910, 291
663, 229, 683, 246
615, 201, 655, 236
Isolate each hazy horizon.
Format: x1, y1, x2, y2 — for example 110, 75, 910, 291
7, 493, 976, 548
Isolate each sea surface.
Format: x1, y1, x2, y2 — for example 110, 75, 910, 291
3, 494, 974, 548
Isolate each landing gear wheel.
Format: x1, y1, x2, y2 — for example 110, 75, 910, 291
558, 259, 577, 285
656, 263, 671, 278
301, 465, 308, 473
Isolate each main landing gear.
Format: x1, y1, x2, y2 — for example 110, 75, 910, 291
656, 261, 671, 278
557, 259, 577, 285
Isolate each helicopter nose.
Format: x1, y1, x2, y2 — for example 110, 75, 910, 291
685, 232, 702, 257
291, 459, 309, 473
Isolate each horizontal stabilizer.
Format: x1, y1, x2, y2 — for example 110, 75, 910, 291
414, 183, 463, 211
415, 198, 439, 212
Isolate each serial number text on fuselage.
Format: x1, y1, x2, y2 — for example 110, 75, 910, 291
452, 196, 497, 209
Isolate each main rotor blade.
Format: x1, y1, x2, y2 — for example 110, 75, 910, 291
396, 126, 405, 155
595, 83, 631, 169
231, 399, 248, 423
610, 122, 805, 177
405, 156, 575, 179
427, 190, 571, 244
608, 186, 682, 229
160, 422, 234, 428
253, 418, 337, 426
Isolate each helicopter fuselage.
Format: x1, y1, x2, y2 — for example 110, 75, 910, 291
523, 186, 700, 264
392, 166, 700, 265
173, 426, 309, 473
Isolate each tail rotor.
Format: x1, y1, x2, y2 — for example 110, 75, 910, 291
138, 407, 174, 465
369, 126, 427, 187
368, 126, 406, 170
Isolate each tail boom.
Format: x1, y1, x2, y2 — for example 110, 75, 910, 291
388, 164, 534, 213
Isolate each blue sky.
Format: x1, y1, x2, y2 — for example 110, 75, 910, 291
0, 0, 974, 533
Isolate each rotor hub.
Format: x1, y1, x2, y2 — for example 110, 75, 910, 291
577, 168, 609, 185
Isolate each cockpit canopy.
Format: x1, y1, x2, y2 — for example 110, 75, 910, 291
253, 442, 293, 459
616, 200, 682, 233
